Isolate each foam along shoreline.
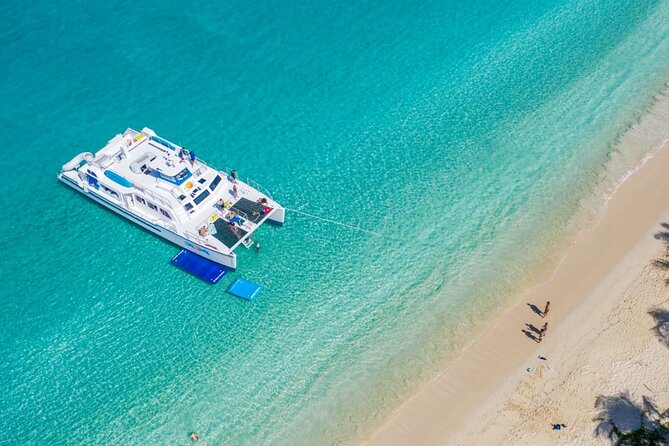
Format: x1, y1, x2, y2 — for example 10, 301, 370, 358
364, 111, 669, 444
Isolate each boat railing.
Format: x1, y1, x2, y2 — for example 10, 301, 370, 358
192, 158, 209, 177
246, 178, 274, 200
202, 206, 256, 235
231, 208, 253, 225
219, 166, 274, 200
133, 183, 172, 209
184, 229, 208, 245
164, 221, 178, 233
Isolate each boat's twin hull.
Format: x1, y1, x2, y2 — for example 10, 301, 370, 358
58, 174, 238, 270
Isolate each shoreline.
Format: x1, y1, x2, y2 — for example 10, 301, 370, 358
364, 121, 669, 444
453, 224, 669, 445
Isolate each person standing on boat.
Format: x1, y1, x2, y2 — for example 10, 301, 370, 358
189, 150, 196, 167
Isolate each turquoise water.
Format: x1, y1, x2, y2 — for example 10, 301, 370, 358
2, 0, 669, 444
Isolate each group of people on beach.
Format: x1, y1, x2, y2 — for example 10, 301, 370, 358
526, 301, 551, 343
534, 301, 569, 431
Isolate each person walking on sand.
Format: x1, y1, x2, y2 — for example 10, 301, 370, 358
539, 322, 548, 342
542, 301, 551, 318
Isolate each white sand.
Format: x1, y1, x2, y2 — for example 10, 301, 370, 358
455, 245, 669, 445
365, 131, 669, 445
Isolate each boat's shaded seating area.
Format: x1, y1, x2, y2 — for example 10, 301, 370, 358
231, 198, 269, 223
212, 218, 248, 248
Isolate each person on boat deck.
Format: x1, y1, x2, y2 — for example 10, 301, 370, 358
230, 170, 238, 182
179, 147, 187, 163
189, 150, 196, 167
258, 197, 268, 205
214, 198, 225, 211
233, 184, 238, 198
252, 210, 260, 219
198, 226, 208, 237
226, 211, 236, 220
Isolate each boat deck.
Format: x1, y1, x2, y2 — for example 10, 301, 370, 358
212, 218, 248, 248
59, 127, 285, 267
231, 198, 270, 224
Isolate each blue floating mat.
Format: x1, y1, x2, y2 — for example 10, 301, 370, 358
227, 278, 263, 301
171, 249, 227, 284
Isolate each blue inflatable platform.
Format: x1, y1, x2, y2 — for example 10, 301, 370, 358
227, 278, 263, 301
171, 250, 227, 284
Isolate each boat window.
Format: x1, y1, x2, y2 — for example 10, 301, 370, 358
101, 184, 120, 200
178, 194, 186, 201
159, 208, 172, 220
210, 175, 221, 191
150, 136, 178, 151
184, 203, 194, 211
198, 178, 207, 184
193, 189, 210, 205
148, 168, 191, 186
136, 196, 146, 205
148, 202, 158, 211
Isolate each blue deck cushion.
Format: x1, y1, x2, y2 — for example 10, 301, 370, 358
171, 249, 227, 284
104, 170, 133, 188
227, 278, 263, 301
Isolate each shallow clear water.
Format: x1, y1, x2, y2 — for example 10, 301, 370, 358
2, 0, 669, 444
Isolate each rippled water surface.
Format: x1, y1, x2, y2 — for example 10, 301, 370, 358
2, 0, 669, 444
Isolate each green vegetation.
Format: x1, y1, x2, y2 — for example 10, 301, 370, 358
602, 417, 669, 446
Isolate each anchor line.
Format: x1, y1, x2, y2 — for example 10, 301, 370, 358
285, 208, 382, 237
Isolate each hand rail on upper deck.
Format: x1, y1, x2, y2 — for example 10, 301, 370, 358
245, 178, 274, 200
133, 183, 172, 209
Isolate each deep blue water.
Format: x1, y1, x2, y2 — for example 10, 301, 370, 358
2, 0, 669, 444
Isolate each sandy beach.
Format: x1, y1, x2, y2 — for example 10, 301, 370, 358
365, 119, 669, 444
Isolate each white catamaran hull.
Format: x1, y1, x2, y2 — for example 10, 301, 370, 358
58, 173, 238, 270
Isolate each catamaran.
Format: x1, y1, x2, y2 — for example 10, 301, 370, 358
58, 127, 284, 270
